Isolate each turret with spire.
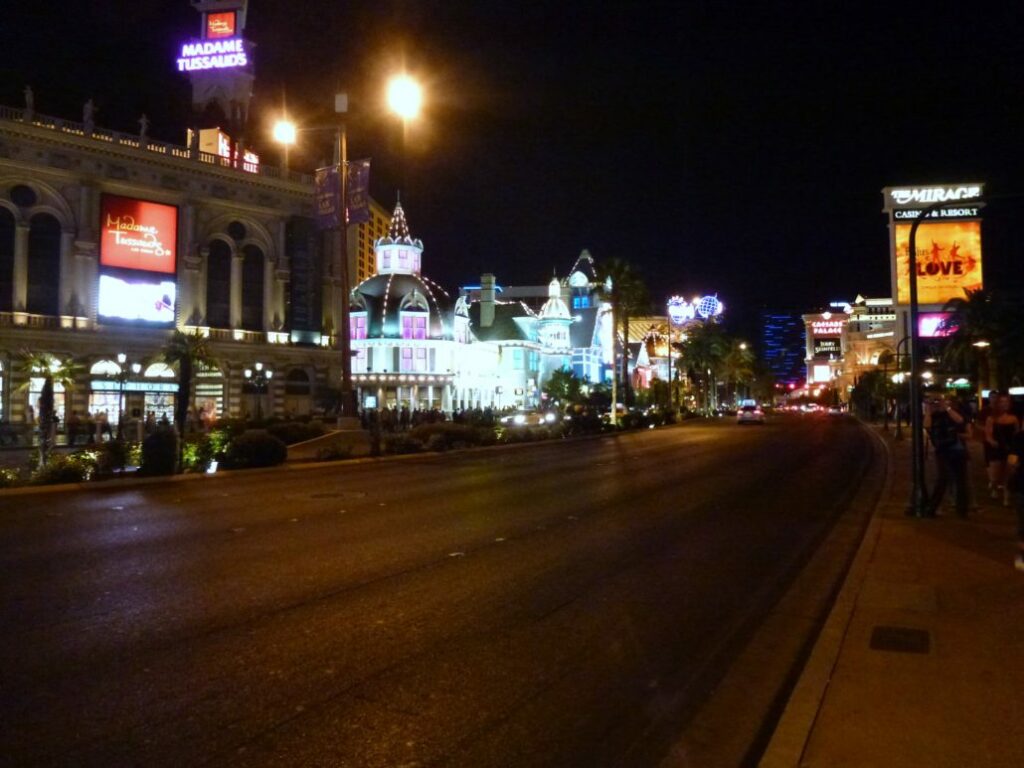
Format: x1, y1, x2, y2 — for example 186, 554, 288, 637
375, 199, 424, 275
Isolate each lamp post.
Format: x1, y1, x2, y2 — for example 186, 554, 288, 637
273, 75, 421, 423
244, 362, 273, 421
115, 353, 142, 440
972, 339, 990, 409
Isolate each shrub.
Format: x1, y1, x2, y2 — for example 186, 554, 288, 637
31, 454, 91, 485
267, 421, 327, 445
221, 430, 288, 470
140, 426, 179, 476
315, 439, 353, 461
383, 433, 423, 455
94, 439, 131, 477
409, 423, 483, 451
0, 468, 22, 488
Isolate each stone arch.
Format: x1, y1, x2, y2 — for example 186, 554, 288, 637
240, 243, 264, 330
0, 206, 14, 312
200, 212, 275, 263
27, 212, 61, 315
205, 238, 233, 328
0, 177, 76, 233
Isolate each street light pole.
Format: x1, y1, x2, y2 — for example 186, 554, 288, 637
335, 116, 357, 420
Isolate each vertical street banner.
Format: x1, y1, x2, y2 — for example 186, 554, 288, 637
346, 159, 371, 224
314, 166, 341, 231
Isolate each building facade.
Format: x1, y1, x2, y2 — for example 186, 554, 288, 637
0, 104, 368, 427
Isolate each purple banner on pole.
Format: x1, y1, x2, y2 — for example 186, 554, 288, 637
346, 159, 371, 225
314, 166, 341, 231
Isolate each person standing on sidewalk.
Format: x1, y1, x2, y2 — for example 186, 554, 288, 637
924, 394, 969, 518
984, 393, 1020, 506
1007, 428, 1024, 571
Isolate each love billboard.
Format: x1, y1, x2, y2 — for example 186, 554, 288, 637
893, 219, 982, 306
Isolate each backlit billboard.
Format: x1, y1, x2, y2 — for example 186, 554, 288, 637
100, 195, 178, 274
206, 11, 236, 39
918, 312, 956, 338
97, 274, 176, 324
894, 220, 982, 305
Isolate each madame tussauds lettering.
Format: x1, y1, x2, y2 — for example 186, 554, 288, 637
176, 39, 248, 71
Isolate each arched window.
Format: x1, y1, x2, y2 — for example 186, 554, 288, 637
206, 239, 231, 328
89, 360, 122, 376
241, 244, 264, 330
27, 213, 60, 316
143, 363, 175, 378
0, 208, 14, 313
284, 369, 311, 396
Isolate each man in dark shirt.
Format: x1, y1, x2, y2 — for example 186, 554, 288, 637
1007, 429, 1024, 571
924, 395, 969, 518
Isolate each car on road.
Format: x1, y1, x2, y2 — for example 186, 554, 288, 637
736, 404, 766, 425
499, 410, 558, 427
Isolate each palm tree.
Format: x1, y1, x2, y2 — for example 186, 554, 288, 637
942, 288, 1018, 396
719, 339, 755, 403
163, 330, 216, 468
679, 322, 728, 411
595, 258, 647, 418
16, 352, 83, 467
618, 273, 650, 406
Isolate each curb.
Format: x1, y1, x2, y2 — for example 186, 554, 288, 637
0, 420, 692, 499
758, 423, 893, 768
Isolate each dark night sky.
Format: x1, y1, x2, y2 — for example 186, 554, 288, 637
4, 1, 1023, 330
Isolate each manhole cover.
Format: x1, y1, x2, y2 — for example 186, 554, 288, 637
869, 625, 930, 654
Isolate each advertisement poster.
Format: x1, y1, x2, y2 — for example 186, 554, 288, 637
918, 312, 956, 338
206, 11, 236, 39
895, 220, 982, 305
100, 195, 178, 274
97, 274, 176, 324
315, 166, 341, 230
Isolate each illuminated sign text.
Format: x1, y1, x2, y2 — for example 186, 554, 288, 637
100, 195, 177, 274
176, 38, 248, 72
889, 185, 982, 207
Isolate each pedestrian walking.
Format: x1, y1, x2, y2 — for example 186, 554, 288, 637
984, 393, 1020, 506
924, 394, 969, 518
1006, 428, 1024, 571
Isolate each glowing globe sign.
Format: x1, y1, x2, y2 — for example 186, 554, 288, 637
667, 294, 725, 326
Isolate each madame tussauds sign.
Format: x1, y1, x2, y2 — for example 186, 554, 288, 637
176, 38, 248, 72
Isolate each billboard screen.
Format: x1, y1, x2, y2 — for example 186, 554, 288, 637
918, 312, 956, 338
813, 338, 841, 357
100, 195, 178, 274
206, 11, 236, 39
98, 274, 176, 324
894, 220, 982, 305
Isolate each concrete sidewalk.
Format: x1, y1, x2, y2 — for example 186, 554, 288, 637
761, 429, 1024, 767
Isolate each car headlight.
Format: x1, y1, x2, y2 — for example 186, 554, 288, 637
544, 413, 556, 423
513, 414, 526, 425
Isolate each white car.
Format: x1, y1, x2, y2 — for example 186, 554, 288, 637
736, 404, 766, 425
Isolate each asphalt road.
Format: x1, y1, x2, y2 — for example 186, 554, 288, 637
0, 415, 874, 767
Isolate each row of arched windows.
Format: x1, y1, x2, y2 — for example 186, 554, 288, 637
0, 206, 267, 330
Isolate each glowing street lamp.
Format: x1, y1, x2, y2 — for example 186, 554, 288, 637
972, 339, 990, 348
386, 74, 422, 121
272, 119, 297, 145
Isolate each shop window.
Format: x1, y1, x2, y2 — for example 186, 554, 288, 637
353, 347, 368, 373
90, 360, 121, 376
29, 377, 66, 424
27, 213, 60, 316
0, 207, 14, 313
512, 348, 524, 370
144, 363, 175, 378
241, 244, 264, 330
206, 239, 231, 328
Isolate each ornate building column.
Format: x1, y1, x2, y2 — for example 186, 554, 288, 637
12, 223, 28, 313
59, 230, 75, 316
230, 252, 243, 329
